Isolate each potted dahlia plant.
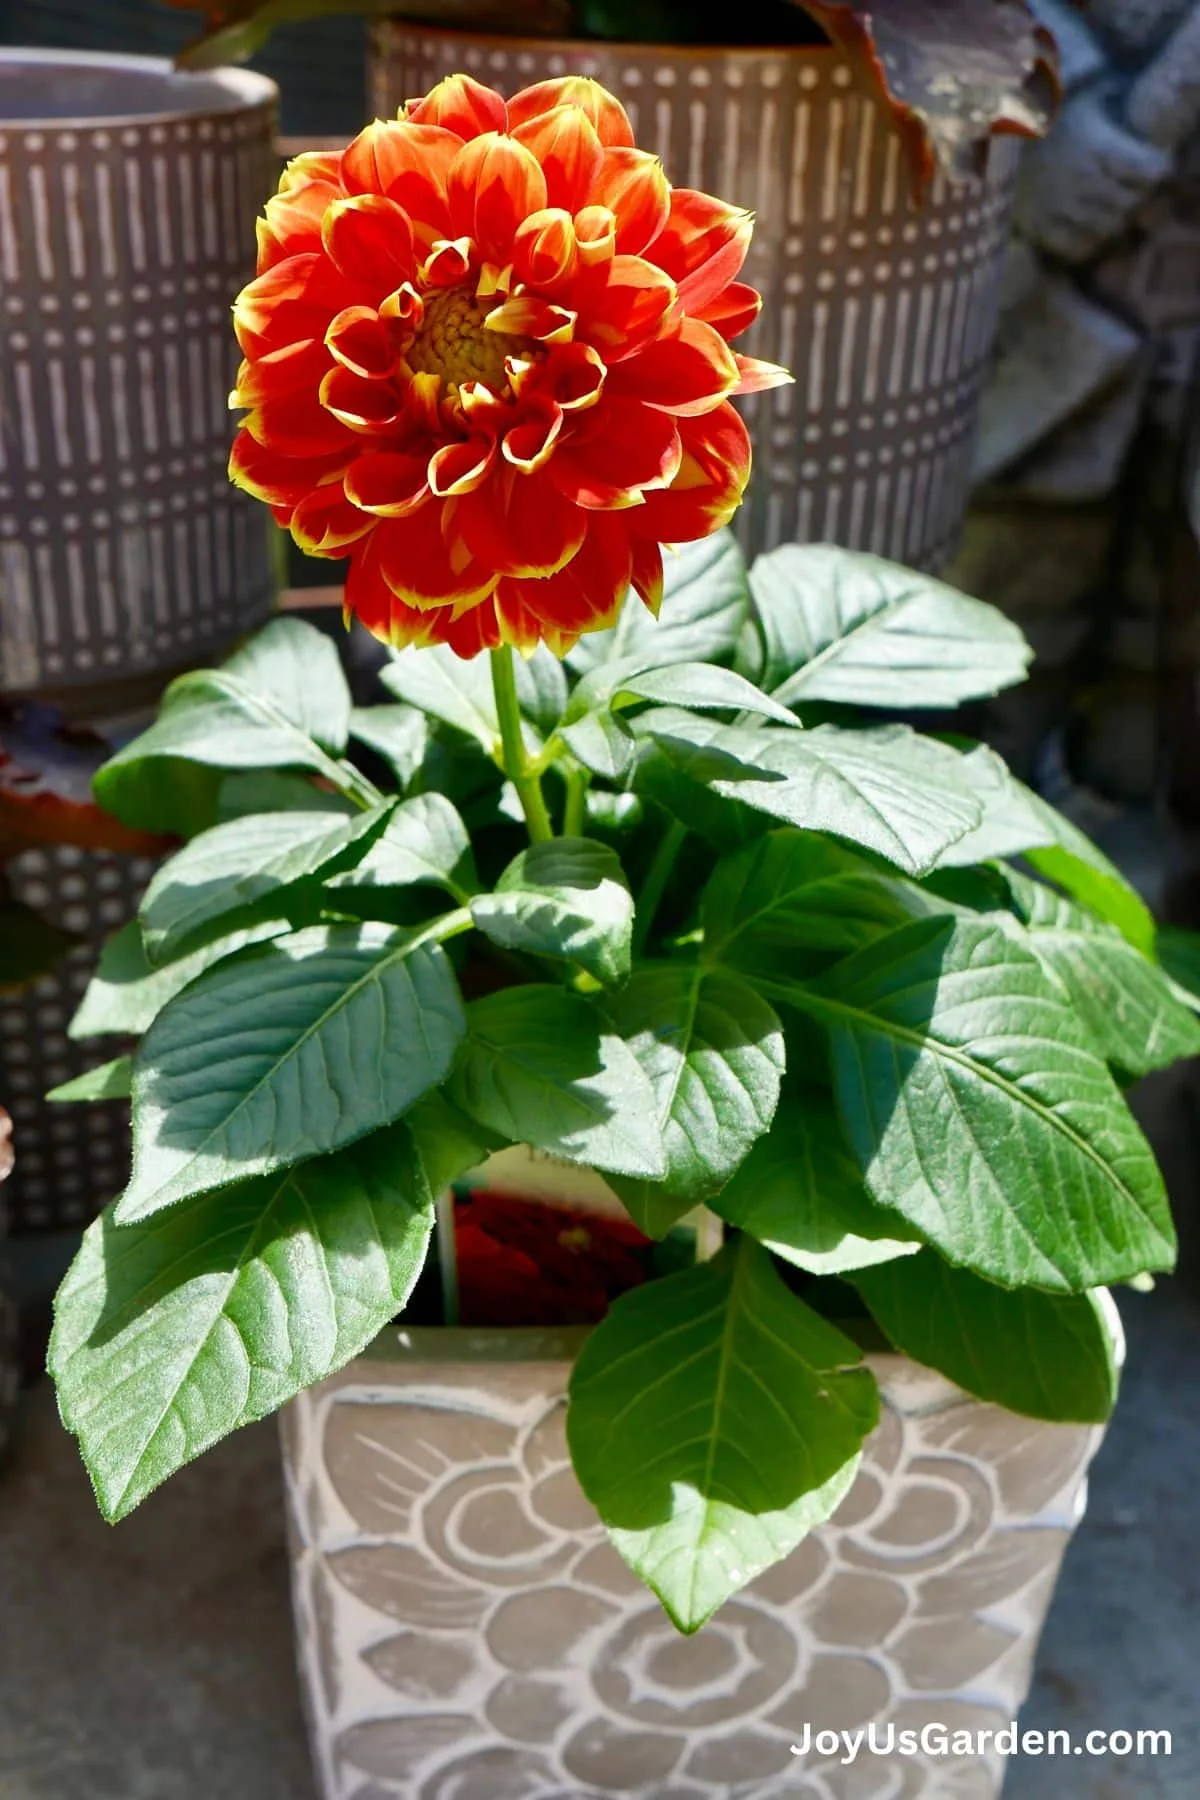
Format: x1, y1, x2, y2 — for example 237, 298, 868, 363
49, 72, 1196, 1800
172, 0, 1061, 568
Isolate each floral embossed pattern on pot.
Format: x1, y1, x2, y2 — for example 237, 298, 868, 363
283, 1336, 1102, 1800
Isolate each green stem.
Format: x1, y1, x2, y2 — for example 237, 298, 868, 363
693, 1207, 725, 1264
632, 819, 687, 956
490, 646, 554, 845
563, 765, 588, 838
436, 1189, 460, 1327
329, 757, 385, 812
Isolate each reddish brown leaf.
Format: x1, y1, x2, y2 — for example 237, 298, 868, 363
0, 710, 173, 861
0, 1108, 12, 1185
792, 0, 1061, 193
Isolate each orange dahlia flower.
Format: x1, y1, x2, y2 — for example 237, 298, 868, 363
230, 73, 789, 658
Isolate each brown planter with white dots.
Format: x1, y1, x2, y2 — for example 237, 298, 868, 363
0, 50, 279, 709
371, 24, 1021, 568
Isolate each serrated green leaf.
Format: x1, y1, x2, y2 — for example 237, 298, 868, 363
565, 658, 799, 732
139, 802, 393, 965
763, 917, 1175, 1292
382, 646, 500, 754
1021, 790, 1155, 956
69, 919, 289, 1042
326, 793, 478, 902
217, 770, 356, 823
926, 745, 1056, 868
567, 1236, 878, 1630
703, 830, 922, 965
744, 544, 1031, 708
559, 708, 639, 780
115, 922, 466, 1224
604, 964, 784, 1235
47, 1057, 133, 1103
349, 705, 428, 789
1157, 926, 1200, 1014
448, 986, 666, 1180
1001, 871, 1200, 1076
222, 615, 351, 753
50, 1114, 462, 1521
854, 1254, 1121, 1423
713, 1092, 921, 1275
513, 647, 570, 734
638, 710, 982, 876
567, 531, 751, 675
470, 838, 633, 985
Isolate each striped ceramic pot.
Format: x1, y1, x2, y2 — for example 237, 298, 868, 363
283, 1328, 1105, 1800
0, 50, 278, 707
370, 25, 1021, 568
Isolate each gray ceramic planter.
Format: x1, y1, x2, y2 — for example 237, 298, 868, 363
370, 24, 1021, 569
0, 50, 279, 707
282, 1325, 1105, 1800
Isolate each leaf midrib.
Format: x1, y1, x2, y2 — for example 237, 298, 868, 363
771, 587, 924, 703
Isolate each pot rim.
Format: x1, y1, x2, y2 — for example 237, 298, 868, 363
0, 48, 277, 132
374, 18, 841, 64
373, 1323, 593, 1365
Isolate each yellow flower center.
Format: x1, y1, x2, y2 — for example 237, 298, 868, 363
407, 287, 530, 396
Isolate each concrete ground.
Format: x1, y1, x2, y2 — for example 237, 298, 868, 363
1, 1279, 1197, 1800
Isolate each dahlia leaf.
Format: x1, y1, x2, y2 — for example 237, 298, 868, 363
326, 794, 478, 903
382, 648, 501, 756
448, 986, 667, 1181
565, 658, 800, 729
223, 616, 351, 754
139, 802, 394, 965
114, 923, 466, 1223
854, 1255, 1120, 1424
567, 531, 751, 675
1020, 794, 1156, 956
47, 1057, 134, 1104
567, 1236, 878, 1631
605, 964, 785, 1234
69, 919, 290, 1042
746, 545, 1031, 709
470, 838, 633, 985
712, 1090, 921, 1276
636, 710, 982, 876
349, 705, 428, 791
49, 1112, 470, 1522
761, 917, 1176, 1292
922, 745, 1054, 868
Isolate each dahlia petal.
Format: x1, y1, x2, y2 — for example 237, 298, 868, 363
340, 120, 458, 239
502, 403, 563, 475
243, 387, 357, 459
429, 436, 498, 498
457, 470, 586, 579
733, 352, 795, 395
375, 508, 498, 611
592, 147, 671, 255
447, 134, 548, 263
677, 225, 755, 316
344, 450, 430, 517
407, 74, 508, 140
512, 106, 605, 214
421, 236, 475, 289
404, 371, 443, 435
326, 306, 399, 380
630, 537, 665, 616
319, 365, 405, 434
633, 401, 751, 542
511, 208, 579, 292
573, 205, 617, 269
606, 318, 740, 417
231, 335, 331, 408
280, 150, 343, 195
232, 253, 347, 358
322, 195, 416, 298
550, 398, 681, 509
496, 515, 633, 658
582, 255, 678, 361
694, 280, 762, 342
506, 77, 634, 149
650, 189, 752, 285
485, 296, 576, 345
538, 342, 607, 414
261, 176, 341, 266
290, 483, 374, 557
229, 428, 351, 512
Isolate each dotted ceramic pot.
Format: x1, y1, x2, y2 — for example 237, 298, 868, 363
370, 25, 1021, 568
0, 51, 279, 707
